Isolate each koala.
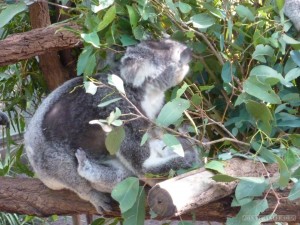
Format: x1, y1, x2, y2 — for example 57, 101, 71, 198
0, 111, 9, 127
24, 39, 199, 213
284, 0, 300, 31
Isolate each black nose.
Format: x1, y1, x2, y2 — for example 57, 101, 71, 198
180, 48, 192, 64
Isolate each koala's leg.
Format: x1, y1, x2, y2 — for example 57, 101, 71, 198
31, 149, 112, 213
76, 149, 134, 192
142, 138, 200, 174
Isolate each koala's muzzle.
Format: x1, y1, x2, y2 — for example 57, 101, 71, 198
180, 47, 192, 64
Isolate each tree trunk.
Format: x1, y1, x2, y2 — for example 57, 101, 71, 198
0, 22, 81, 67
28, 1, 73, 91
0, 159, 299, 222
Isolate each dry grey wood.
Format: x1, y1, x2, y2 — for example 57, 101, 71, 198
0, 22, 81, 67
148, 158, 279, 218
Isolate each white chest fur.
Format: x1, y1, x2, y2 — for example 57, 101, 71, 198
141, 84, 164, 120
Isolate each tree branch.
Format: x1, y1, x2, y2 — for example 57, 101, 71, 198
0, 22, 82, 67
1, 159, 300, 222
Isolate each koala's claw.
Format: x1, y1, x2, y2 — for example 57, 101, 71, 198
75, 148, 88, 167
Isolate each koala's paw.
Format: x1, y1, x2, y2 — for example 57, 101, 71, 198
90, 191, 113, 213
182, 150, 200, 168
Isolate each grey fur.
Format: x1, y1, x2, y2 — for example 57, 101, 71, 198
25, 39, 198, 213
284, 0, 300, 31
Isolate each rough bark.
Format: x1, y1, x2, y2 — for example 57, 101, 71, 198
29, 1, 71, 91
0, 22, 81, 67
1, 159, 300, 222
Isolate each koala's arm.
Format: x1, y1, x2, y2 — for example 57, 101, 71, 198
284, 0, 300, 31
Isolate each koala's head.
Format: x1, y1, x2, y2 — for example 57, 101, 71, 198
120, 39, 192, 90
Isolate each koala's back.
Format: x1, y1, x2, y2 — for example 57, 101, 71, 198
25, 74, 146, 161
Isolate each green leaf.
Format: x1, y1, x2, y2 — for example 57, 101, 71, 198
284, 148, 297, 169
221, 61, 235, 83
246, 100, 273, 135
140, 132, 149, 146
276, 0, 285, 10
84, 53, 97, 76
212, 174, 237, 182
98, 98, 122, 107
190, 14, 215, 29
282, 34, 300, 44
290, 50, 300, 67
105, 126, 125, 155
111, 177, 139, 213
285, 68, 300, 82
176, 82, 189, 98
0, 3, 27, 28
289, 134, 300, 147
91, 0, 114, 13
91, 218, 106, 225
243, 77, 281, 104
156, 98, 190, 127
84, 81, 98, 95
274, 155, 290, 188
288, 181, 300, 200
120, 35, 138, 46
178, 2, 192, 14
249, 65, 285, 86
127, 5, 139, 28
205, 160, 225, 174
251, 142, 276, 163
162, 134, 184, 157
80, 32, 100, 48
252, 44, 274, 63
236, 5, 255, 21
122, 187, 145, 225
108, 74, 125, 95
235, 179, 268, 201
77, 46, 94, 76
227, 199, 268, 225
97, 5, 116, 31
107, 108, 122, 125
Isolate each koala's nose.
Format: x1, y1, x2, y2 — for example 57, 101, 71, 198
180, 47, 192, 64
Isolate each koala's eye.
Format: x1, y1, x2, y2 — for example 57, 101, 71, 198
180, 48, 192, 64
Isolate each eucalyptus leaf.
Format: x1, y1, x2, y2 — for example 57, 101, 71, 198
108, 74, 125, 95
190, 14, 215, 29
111, 177, 139, 213
290, 50, 300, 67
140, 132, 149, 146
243, 77, 281, 104
80, 32, 100, 48
162, 133, 184, 157
212, 174, 237, 182
156, 98, 190, 127
97, 5, 116, 31
205, 160, 225, 174
235, 179, 268, 201
122, 187, 146, 225
288, 181, 300, 201
84, 81, 98, 95
0, 3, 27, 28
178, 2, 192, 14
274, 155, 290, 188
252, 44, 274, 63
98, 98, 122, 107
91, 0, 114, 13
105, 126, 125, 155
77, 46, 94, 75
236, 5, 255, 22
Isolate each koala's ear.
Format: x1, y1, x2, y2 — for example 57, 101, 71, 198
120, 56, 162, 87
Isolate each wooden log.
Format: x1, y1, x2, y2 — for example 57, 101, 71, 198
0, 160, 299, 222
0, 22, 82, 67
148, 158, 279, 218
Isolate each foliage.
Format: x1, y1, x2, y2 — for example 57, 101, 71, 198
1, 0, 300, 224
